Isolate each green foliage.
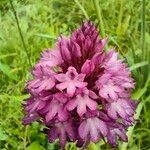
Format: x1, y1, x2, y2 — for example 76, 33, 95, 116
0, 0, 150, 149
88, 142, 98, 150
27, 141, 44, 150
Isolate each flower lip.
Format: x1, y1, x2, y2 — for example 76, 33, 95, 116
66, 88, 98, 117
55, 66, 87, 97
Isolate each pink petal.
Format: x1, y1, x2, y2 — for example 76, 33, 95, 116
77, 102, 87, 117
46, 110, 57, 122
75, 81, 87, 88
38, 101, 46, 110
58, 108, 68, 121
89, 90, 99, 99
56, 82, 68, 90
67, 83, 76, 96
95, 118, 108, 136
107, 106, 117, 119
71, 41, 81, 57
66, 100, 77, 111
116, 106, 126, 119
81, 60, 95, 75
95, 37, 108, 52
86, 98, 97, 111
59, 126, 67, 147
88, 119, 99, 142
77, 74, 86, 81
48, 127, 58, 142
40, 49, 63, 67
108, 89, 118, 100
91, 129, 99, 142
99, 88, 109, 99
55, 73, 66, 82
64, 122, 76, 140
113, 86, 122, 92
78, 120, 89, 139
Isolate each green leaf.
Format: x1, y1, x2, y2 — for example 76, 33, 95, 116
74, 0, 89, 20
129, 61, 149, 71
0, 62, 17, 81
0, 94, 30, 101
132, 78, 150, 99
0, 128, 8, 141
88, 142, 98, 150
27, 141, 44, 150
65, 142, 76, 150
35, 33, 57, 40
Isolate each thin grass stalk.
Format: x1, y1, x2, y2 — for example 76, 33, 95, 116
23, 126, 28, 150
9, 0, 32, 67
117, 0, 125, 33
93, 0, 105, 38
141, 0, 147, 85
141, 0, 145, 60
74, 0, 89, 20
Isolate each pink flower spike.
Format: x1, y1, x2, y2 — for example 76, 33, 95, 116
23, 21, 137, 149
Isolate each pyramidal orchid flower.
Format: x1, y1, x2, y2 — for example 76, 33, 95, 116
23, 21, 137, 148
55, 66, 87, 97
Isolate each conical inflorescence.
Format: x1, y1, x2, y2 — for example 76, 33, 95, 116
23, 21, 137, 148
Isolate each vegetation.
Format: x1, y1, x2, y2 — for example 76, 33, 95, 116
0, 0, 149, 149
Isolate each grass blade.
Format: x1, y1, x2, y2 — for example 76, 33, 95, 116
0, 62, 17, 81
74, 0, 89, 20
116, 0, 125, 35
93, 0, 105, 38
141, 0, 146, 60
129, 61, 149, 71
35, 33, 57, 40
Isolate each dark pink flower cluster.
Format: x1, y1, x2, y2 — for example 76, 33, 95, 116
23, 22, 137, 148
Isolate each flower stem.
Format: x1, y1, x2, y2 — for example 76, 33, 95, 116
23, 126, 28, 150
9, 0, 32, 67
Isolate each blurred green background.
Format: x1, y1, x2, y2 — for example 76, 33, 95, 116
0, 0, 150, 149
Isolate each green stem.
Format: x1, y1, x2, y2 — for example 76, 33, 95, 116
23, 126, 28, 150
9, 0, 32, 67
93, 0, 105, 38
141, 0, 148, 84
141, 0, 145, 60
